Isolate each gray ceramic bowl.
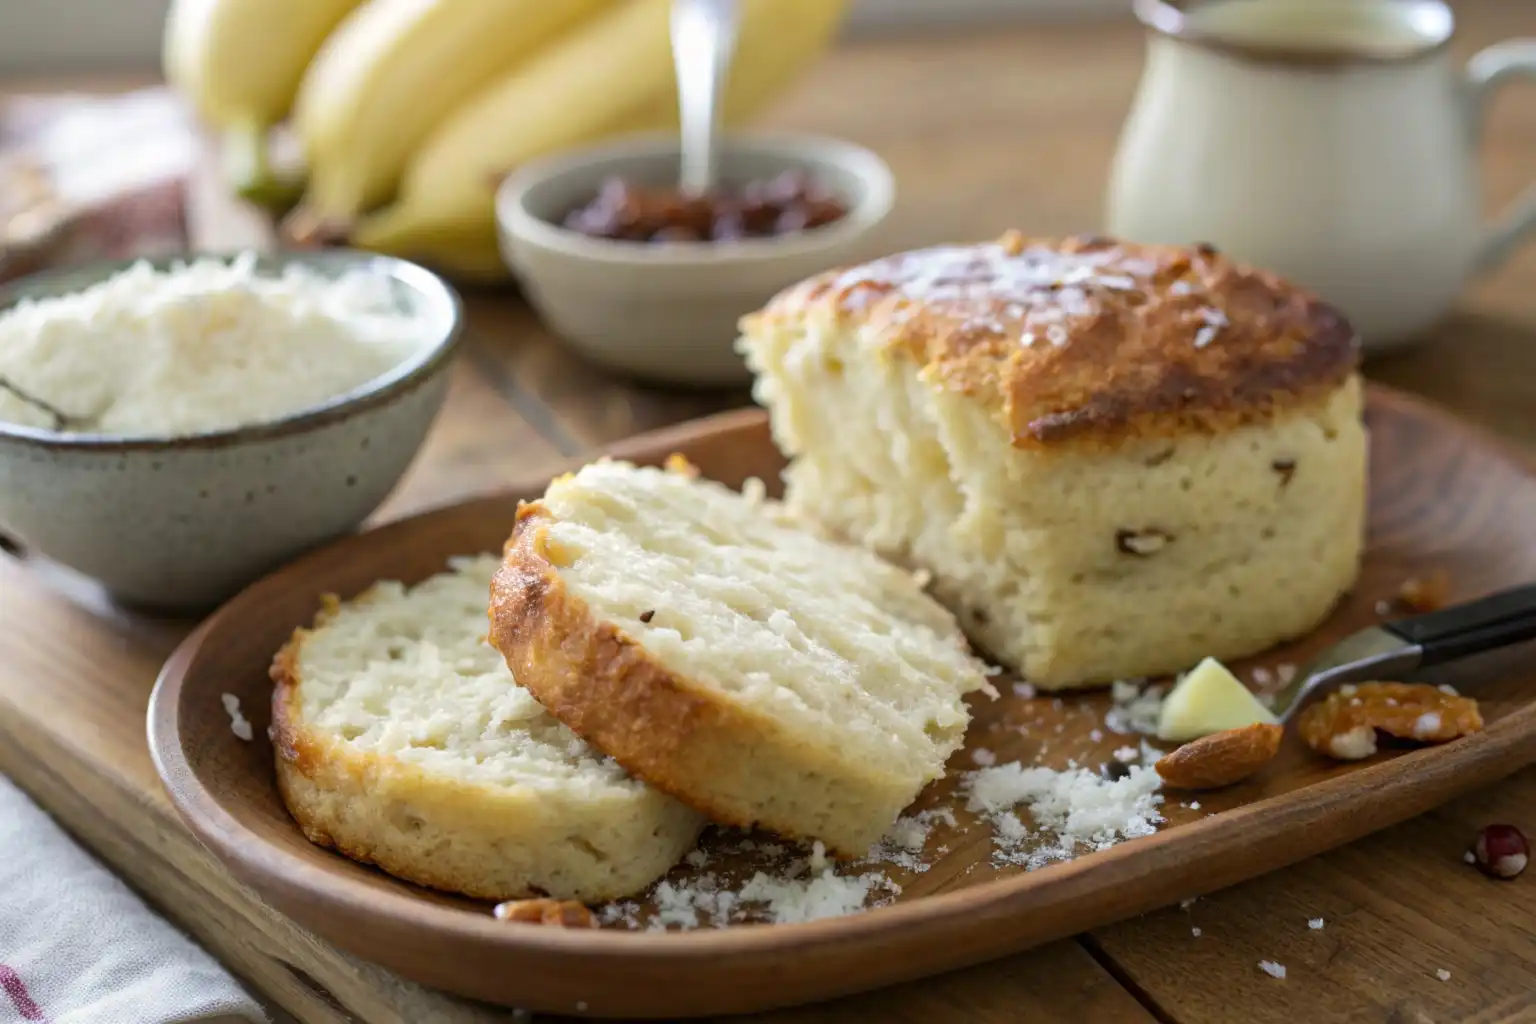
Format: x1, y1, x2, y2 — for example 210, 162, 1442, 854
0, 251, 461, 611
496, 133, 895, 387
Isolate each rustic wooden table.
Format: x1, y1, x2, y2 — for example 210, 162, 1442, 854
4, 3, 1535, 1021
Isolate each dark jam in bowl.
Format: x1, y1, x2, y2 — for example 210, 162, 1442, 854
560, 170, 849, 243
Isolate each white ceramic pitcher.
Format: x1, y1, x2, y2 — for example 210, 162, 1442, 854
1105, 0, 1536, 350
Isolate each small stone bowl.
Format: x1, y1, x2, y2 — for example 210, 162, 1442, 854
0, 251, 462, 612
495, 133, 895, 387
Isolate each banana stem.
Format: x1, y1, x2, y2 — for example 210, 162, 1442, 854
223, 122, 305, 213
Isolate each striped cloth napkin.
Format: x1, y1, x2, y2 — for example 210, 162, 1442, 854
0, 776, 266, 1024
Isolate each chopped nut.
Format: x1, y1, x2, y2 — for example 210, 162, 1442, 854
1154, 723, 1283, 790
662, 453, 700, 478
638, 609, 655, 623
1116, 527, 1173, 557
1471, 824, 1528, 880
1397, 571, 1450, 613
1298, 682, 1482, 761
493, 898, 598, 927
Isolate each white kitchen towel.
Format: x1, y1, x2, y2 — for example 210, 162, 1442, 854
0, 776, 267, 1024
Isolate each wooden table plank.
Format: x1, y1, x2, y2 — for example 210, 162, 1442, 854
741, 941, 1157, 1024
461, 292, 749, 450
1089, 767, 1536, 1024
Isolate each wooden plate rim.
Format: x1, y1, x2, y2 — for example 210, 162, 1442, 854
148, 384, 1536, 965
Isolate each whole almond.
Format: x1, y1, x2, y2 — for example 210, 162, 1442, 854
1155, 723, 1283, 790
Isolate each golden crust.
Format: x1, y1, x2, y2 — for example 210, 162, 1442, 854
487, 502, 894, 857
745, 231, 1360, 449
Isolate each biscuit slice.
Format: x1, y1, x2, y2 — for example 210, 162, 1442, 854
488, 460, 993, 856
272, 554, 704, 902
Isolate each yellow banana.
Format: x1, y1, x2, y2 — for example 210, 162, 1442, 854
292, 0, 614, 226
162, 0, 363, 204
395, 232, 510, 284
351, 0, 849, 265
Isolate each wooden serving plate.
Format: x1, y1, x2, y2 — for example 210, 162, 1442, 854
149, 386, 1536, 1019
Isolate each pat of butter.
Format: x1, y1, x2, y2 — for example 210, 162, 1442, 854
1156, 657, 1278, 742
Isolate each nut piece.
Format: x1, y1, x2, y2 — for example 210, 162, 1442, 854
1116, 527, 1172, 557
1298, 682, 1483, 761
1397, 571, 1450, 613
492, 898, 598, 928
1154, 722, 1283, 790
1472, 824, 1528, 880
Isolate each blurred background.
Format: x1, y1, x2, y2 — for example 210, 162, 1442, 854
0, 1, 1123, 72
0, 0, 1530, 441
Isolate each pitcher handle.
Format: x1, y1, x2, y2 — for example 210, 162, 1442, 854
1468, 40, 1536, 273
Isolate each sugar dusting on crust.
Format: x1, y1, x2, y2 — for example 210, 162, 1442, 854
754, 232, 1359, 449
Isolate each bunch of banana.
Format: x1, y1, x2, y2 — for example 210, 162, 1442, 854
162, 0, 364, 205
165, 0, 849, 281
348, 0, 847, 273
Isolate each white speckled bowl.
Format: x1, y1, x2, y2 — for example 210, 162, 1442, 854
496, 133, 895, 387
0, 251, 462, 611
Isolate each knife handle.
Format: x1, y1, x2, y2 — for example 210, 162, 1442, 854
1383, 582, 1536, 667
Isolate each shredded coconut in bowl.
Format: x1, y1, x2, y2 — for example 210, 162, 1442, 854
0, 253, 439, 438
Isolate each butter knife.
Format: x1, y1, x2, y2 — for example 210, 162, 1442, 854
1273, 583, 1536, 723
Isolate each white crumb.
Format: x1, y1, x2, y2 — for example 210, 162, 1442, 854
1112, 745, 1140, 763
737, 868, 893, 924
1259, 960, 1287, 980
1276, 663, 1297, 685
972, 748, 997, 766
1436, 969, 1451, 982
220, 692, 253, 742
1308, 918, 1324, 930
1105, 681, 1164, 736
1250, 667, 1273, 686
1191, 926, 1202, 937
1013, 682, 1037, 699
1089, 728, 1104, 742
965, 761, 1164, 869
1188, 801, 1201, 810
1180, 898, 1198, 910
